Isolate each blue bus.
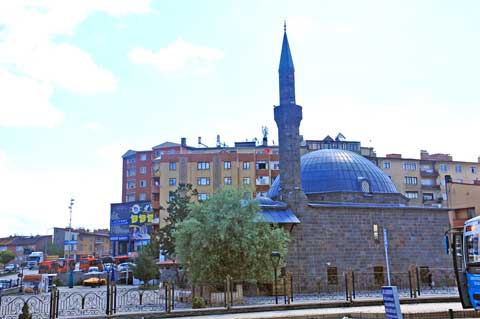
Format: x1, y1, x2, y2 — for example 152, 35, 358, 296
445, 216, 480, 310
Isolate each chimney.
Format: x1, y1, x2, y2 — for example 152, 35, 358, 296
198, 136, 202, 145
181, 137, 186, 147
216, 135, 221, 148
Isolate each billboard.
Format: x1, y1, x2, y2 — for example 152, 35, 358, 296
110, 201, 154, 241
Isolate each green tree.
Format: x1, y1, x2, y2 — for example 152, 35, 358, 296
159, 183, 197, 259
175, 188, 289, 284
0, 250, 15, 265
133, 248, 159, 287
46, 243, 64, 256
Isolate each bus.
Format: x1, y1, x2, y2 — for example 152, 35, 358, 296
56, 258, 75, 273
114, 255, 133, 266
445, 216, 480, 310
79, 256, 103, 272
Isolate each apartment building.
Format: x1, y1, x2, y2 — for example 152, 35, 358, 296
53, 228, 111, 260
373, 150, 480, 207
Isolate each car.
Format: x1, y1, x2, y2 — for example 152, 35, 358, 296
87, 266, 100, 273
117, 262, 135, 272
103, 263, 114, 272
83, 277, 106, 287
4, 264, 18, 272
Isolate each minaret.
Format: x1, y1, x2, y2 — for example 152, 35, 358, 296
274, 22, 305, 204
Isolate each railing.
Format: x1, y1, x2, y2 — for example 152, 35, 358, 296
0, 267, 457, 318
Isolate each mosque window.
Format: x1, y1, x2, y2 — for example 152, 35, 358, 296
374, 266, 385, 285
361, 179, 370, 193
327, 267, 338, 285
373, 224, 379, 242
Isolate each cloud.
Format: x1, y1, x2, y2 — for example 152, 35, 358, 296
0, 0, 151, 128
0, 69, 64, 127
85, 122, 103, 131
129, 38, 224, 75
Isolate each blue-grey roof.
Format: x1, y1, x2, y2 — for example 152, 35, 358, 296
279, 31, 294, 72
268, 149, 399, 198
259, 210, 300, 224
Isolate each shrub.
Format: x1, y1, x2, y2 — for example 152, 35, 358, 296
18, 303, 32, 319
192, 296, 206, 308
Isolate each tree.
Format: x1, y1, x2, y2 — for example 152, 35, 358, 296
159, 183, 197, 259
133, 248, 159, 287
46, 243, 64, 256
175, 188, 289, 284
0, 250, 15, 265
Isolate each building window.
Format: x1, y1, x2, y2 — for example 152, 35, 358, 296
403, 162, 417, 171
155, 150, 162, 158
126, 193, 135, 202
404, 176, 418, 185
139, 167, 147, 174
197, 177, 210, 186
168, 149, 176, 154
383, 161, 391, 169
405, 191, 418, 199
169, 178, 177, 186
127, 168, 136, 177
139, 193, 147, 201
126, 181, 136, 189
224, 177, 232, 185
224, 161, 231, 170
455, 165, 462, 173
327, 267, 338, 285
140, 154, 147, 161
242, 162, 251, 170
243, 177, 251, 185
197, 162, 210, 170
168, 192, 175, 202
256, 160, 269, 170
374, 266, 385, 286
169, 162, 177, 171
126, 157, 136, 164
256, 176, 270, 185
198, 193, 209, 201
139, 180, 147, 187
472, 166, 478, 174
440, 164, 448, 172
271, 161, 280, 170
423, 193, 434, 201
373, 224, 379, 242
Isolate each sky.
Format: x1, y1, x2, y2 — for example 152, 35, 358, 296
1, 0, 480, 237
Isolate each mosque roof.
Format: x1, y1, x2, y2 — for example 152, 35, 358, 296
267, 149, 399, 198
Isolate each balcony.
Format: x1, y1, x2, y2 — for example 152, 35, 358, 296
421, 184, 441, 190
420, 169, 439, 177
152, 184, 160, 194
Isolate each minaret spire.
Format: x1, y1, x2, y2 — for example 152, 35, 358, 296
278, 23, 295, 105
274, 22, 305, 205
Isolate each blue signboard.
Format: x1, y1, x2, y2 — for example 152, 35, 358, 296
64, 240, 77, 245
382, 286, 403, 319
110, 201, 153, 242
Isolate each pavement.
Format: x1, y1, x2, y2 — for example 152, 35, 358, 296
161, 302, 472, 319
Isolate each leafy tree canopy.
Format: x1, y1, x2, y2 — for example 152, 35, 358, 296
133, 248, 159, 286
0, 250, 15, 265
174, 188, 289, 284
159, 183, 197, 259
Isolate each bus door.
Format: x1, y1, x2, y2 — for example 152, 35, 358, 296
450, 230, 473, 308
464, 222, 480, 310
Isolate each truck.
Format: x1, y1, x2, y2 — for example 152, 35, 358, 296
27, 251, 44, 269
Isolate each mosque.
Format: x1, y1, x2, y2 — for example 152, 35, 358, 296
259, 25, 452, 291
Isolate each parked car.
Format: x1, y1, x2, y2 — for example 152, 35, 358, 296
117, 262, 135, 272
103, 263, 114, 272
4, 264, 18, 272
83, 277, 106, 287
87, 266, 100, 273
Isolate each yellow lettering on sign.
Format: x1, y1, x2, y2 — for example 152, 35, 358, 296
147, 214, 153, 223
131, 215, 139, 224
139, 214, 147, 223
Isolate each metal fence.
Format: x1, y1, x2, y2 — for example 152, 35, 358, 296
0, 267, 458, 318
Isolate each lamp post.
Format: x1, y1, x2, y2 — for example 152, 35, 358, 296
67, 198, 75, 288
271, 251, 281, 304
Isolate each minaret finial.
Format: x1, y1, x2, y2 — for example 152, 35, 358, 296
284, 20, 286, 32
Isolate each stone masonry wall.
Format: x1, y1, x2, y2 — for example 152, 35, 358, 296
285, 205, 452, 292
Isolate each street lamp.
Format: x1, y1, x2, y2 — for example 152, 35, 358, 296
67, 198, 75, 288
270, 251, 281, 304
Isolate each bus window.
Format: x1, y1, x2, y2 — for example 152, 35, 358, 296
466, 234, 480, 265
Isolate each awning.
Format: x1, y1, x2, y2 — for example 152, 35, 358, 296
259, 210, 300, 224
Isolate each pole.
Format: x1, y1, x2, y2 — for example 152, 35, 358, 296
274, 267, 278, 304
384, 228, 391, 286
68, 198, 74, 288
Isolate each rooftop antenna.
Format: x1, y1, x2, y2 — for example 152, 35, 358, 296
284, 20, 287, 32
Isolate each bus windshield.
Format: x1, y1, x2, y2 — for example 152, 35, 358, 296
466, 233, 480, 266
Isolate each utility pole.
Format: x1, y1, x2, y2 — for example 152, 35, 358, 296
67, 198, 75, 288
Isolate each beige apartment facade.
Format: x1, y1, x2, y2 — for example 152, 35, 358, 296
373, 151, 480, 207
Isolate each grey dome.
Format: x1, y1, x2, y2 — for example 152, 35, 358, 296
267, 149, 398, 198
